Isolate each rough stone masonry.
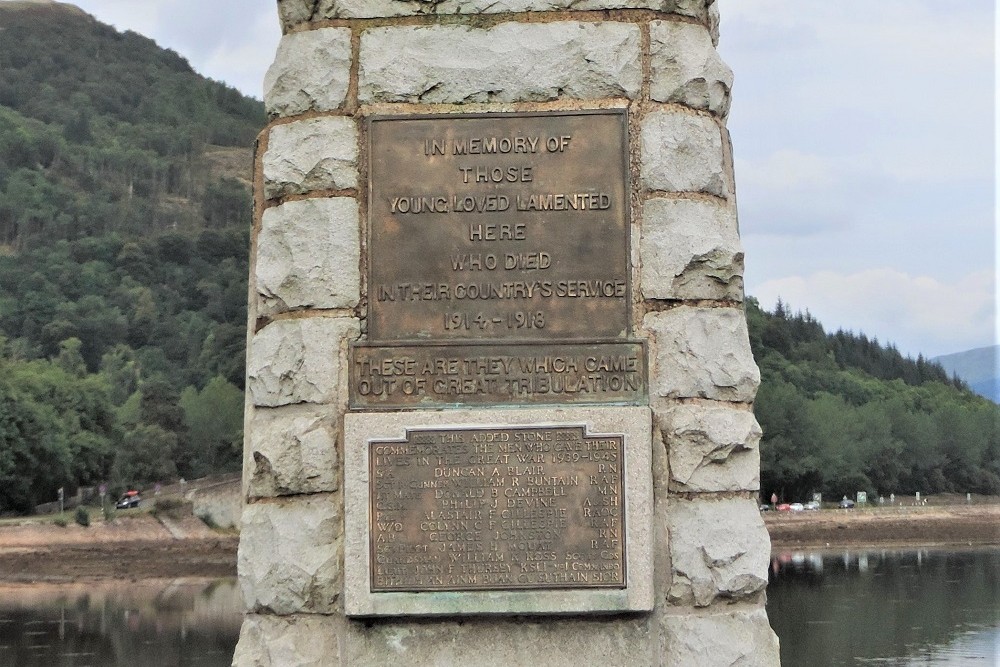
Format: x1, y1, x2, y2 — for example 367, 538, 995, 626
234, 1, 780, 665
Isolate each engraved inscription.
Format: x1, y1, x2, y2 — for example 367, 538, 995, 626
351, 342, 646, 408
370, 426, 626, 592
368, 111, 630, 342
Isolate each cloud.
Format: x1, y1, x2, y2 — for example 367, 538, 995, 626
720, 0, 994, 185
72, 0, 279, 97
196, 6, 280, 98
753, 269, 997, 358
737, 150, 835, 191
734, 150, 851, 236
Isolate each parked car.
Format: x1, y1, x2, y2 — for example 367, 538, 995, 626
838, 498, 855, 509
804, 501, 821, 511
776, 503, 792, 511
789, 503, 805, 511
759, 504, 772, 512
115, 490, 141, 509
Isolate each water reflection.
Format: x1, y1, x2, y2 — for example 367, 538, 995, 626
0, 578, 241, 666
768, 546, 1000, 666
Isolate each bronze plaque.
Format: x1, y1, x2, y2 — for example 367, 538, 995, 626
370, 425, 626, 592
367, 110, 630, 343
351, 341, 646, 409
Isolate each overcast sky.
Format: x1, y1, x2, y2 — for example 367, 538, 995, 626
64, 0, 997, 359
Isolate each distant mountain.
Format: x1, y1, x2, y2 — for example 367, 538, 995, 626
933, 345, 999, 403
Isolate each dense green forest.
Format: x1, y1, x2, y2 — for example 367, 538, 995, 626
750, 298, 999, 502
0, 2, 995, 515
0, 2, 261, 512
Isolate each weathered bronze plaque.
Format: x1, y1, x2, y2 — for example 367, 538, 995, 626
351, 341, 646, 409
370, 425, 626, 592
367, 110, 630, 342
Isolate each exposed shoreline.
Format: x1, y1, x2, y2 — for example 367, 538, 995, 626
765, 503, 1000, 550
0, 513, 238, 583
0, 505, 997, 582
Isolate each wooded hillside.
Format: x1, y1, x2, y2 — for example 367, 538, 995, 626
750, 298, 999, 503
0, 2, 260, 512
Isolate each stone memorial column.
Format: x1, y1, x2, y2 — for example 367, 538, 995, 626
234, 1, 779, 665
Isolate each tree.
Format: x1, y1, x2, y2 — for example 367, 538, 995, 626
55, 336, 86, 377
98, 343, 140, 405
111, 424, 178, 489
179, 375, 243, 477
0, 354, 115, 512
0, 374, 71, 512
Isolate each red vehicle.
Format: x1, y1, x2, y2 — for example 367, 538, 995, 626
775, 503, 792, 511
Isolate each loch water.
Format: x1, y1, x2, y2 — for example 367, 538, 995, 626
0, 578, 241, 666
1, 548, 997, 666
768, 546, 1000, 665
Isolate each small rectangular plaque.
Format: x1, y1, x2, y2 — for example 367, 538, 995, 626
367, 110, 630, 343
369, 425, 626, 592
350, 341, 646, 409
344, 407, 653, 616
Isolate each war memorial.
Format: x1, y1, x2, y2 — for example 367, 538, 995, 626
234, 1, 779, 664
